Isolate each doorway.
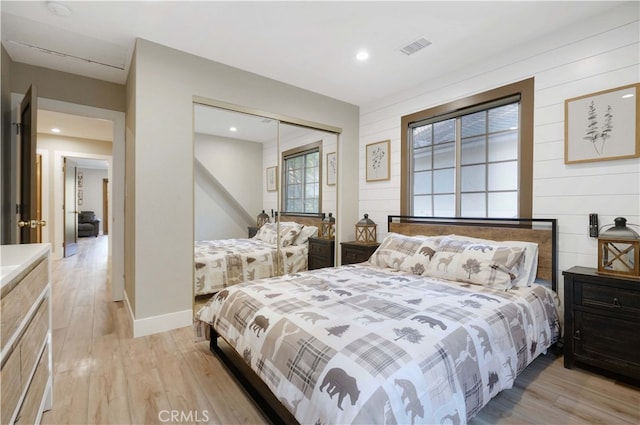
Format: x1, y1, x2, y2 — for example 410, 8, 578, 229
32, 96, 125, 302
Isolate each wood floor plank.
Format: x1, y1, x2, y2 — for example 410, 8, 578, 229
40, 236, 639, 425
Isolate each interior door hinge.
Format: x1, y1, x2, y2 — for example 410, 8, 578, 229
13, 122, 22, 135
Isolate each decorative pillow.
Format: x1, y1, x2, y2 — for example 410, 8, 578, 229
425, 236, 525, 288
398, 238, 441, 275
368, 233, 441, 271
254, 222, 303, 247
446, 234, 538, 287
292, 225, 318, 246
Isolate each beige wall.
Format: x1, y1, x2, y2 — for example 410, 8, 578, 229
10, 62, 125, 112
129, 39, 359, 332
125, 48, 137, 315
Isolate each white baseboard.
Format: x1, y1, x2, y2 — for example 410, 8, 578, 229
123, 291, 192, 337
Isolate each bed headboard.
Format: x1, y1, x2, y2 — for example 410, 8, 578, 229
388, 216, 557, 291
278, 212, 325, 229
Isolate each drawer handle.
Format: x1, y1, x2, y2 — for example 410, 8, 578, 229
612, 297, 621, 307
574, 330, 581, 341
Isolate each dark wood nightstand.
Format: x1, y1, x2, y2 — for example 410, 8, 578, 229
248, 226, 259, 238
308, 237, 335, 270
563, 266, 640, 384
340, 241, 380, 265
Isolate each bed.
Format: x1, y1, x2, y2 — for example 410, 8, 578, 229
194, 216, 561, 424
194, 213, 323, 296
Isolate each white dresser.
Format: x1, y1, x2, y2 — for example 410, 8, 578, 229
1, 244, 52, 425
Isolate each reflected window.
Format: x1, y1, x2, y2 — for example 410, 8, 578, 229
283, 141, 321, 213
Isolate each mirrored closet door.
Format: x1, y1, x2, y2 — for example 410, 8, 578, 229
193, 101, 340, 314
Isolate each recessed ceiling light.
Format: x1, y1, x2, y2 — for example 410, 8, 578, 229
229, 127, 237, 132
47, 2, 72, 17
51, 128, 61, 133
356, 50, 369, 62
622, 93, 634, 99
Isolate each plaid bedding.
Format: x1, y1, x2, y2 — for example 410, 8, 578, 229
195, 264, 561, 424
194, 238, 308, 296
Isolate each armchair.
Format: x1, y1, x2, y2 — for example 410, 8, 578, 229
78, 211, 100, 237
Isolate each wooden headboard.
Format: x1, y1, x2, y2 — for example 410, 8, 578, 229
388, 216, 557, 291
278, 212, 324, 229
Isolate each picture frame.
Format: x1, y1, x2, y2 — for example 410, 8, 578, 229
326, 152, 337, 186
266, 166, 278, 192
366, 140, 390, 182
565, 83, 640, 164
77, 171, 83, 187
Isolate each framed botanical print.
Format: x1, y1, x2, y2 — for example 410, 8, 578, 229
366, 140, 390, 182
266, 166, 277, 191
326, 152, 337, 186
565, 83, 640, 164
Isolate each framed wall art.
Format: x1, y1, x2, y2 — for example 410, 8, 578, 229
266, 166, 278, 192
326, 152, 337, 186
366, 140, 390, 182
565, 83, 639, 164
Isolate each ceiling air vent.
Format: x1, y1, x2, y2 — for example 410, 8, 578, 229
399, 37, 432, 56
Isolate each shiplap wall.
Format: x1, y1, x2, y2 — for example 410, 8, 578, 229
359, 3, 639, 298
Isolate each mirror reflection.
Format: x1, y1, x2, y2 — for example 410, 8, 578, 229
193, 104, 338, 314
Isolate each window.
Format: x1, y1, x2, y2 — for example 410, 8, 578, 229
282, 141, 322, 213
401, 78, 534, 218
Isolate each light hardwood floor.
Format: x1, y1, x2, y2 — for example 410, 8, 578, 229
41, 236, 639, 425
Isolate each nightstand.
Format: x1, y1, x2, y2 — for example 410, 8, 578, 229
248, 226, 259, 238
308, 237, 335, 270
563, 266, 640, 383
341, 241, 380, 265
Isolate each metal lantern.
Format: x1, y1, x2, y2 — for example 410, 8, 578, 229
321, 212, 335, 239
355, 213, 377, 244
597, 217, 640, 278
257, 210, 270, 228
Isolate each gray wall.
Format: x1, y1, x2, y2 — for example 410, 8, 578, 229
129, 38, 359, 329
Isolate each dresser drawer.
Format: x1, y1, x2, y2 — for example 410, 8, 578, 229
1, 257, 48, 348
21, 298, 49, 380
16, 344, 50, 425
1, 344, 22, 423
578, 282, 640, 314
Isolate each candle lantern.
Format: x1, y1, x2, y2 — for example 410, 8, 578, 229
597, 217, 640, 278
355, 213, 377, 244
321, 213, 335, 239
257, 210, 270, 228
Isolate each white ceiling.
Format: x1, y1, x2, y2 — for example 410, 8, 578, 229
1, 1, 627, 107
3, 1, 629, 156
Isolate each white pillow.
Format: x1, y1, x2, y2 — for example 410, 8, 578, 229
425, 236, 526, 289
446, 234, 538, 287
292, 225, 318, 245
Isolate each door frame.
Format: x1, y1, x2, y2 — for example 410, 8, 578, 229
26, 96, 125, 302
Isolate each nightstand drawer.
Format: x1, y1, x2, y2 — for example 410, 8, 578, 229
340, 242, 380, 265
309, 241, 331, 257
307, 238, 335, 270
342, 247, 370, 264
579, 283, 640, 313
573, 311, 640, 378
